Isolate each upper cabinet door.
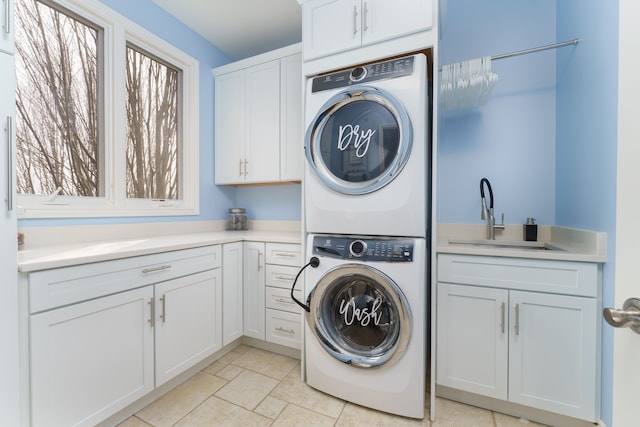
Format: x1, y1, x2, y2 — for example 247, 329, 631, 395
244, 60, 280, 183
214, 70, 246, 184
0, 0, 14, 55
302, 0, 361, 61
363, 0, 432, 46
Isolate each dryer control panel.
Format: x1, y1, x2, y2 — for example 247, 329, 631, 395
312, 235, 414, 262
311, 56, 415, 93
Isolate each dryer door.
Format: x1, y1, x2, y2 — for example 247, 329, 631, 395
305, 86, 413, 195
306, 264, 412, 368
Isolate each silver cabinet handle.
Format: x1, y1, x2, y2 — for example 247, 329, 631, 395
160, 294, 166, 323
258, 250, 263, 270
274, 252, 296, 258
514, 303, 520, 336
6, 116, 12, 212
275, 275, 294, 281
353, 5, 358, 35
276, 327, 295, 335
148, 298, 155, 327
244, 159, 248, 177
4, 0, 10, 35
604, 298, 640, 334
500, 302, 505, 334
363, 1, 368, 32
142, 264, 172, 274
239, 159, 243, 177
275, 298, 295, 305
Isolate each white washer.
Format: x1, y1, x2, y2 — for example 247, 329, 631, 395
302, 234, 426, 419
304, 54, 429, 238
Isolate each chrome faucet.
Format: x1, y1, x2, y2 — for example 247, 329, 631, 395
480, 177, 505, 240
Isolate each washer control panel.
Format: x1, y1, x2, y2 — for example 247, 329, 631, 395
310, 56, 416, 93
313, 235, 414, 262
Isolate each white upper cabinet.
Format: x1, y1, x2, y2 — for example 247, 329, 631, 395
0, 0, 14, 55
302, 0, 432, 61
213, 44, 302, 185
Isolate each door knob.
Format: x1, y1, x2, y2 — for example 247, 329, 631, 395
603, 297, 640, 334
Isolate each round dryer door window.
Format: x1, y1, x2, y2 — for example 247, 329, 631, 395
306, 264, 412, 368
305, 86, 413, 195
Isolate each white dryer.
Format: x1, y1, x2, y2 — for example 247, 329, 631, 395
304, 54, 429, 238
302, 234, 426, 419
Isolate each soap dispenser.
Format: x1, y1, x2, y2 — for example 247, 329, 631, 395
523, 218, 537, 242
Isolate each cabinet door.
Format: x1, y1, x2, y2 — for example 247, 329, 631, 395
222, 242, 244, 345
244, 60, 280, 183
363, 0, 432, 46
214, 70, 245, 184
30, 287, 154, 427
0, 0, 14, 54
509, 291, 597, 421
154, 269, 222, 386
279, 53, 302, 181
302, 0, 361, 61
436, 283, 509, 400
243, 242, 265, 339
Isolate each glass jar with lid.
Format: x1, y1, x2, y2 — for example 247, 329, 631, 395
227, 208, 248, 230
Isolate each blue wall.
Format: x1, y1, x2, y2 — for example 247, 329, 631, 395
556, 2, 618, 425
437, 0, 557, 226
18, 0, 303, 228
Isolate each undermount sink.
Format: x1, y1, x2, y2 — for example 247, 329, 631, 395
448, 239, 565, 251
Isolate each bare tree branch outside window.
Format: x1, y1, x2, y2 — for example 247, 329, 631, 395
15, 0, 101, 197
126, 45, 180, 200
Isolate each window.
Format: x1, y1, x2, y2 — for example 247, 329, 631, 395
15, 0, 199, 218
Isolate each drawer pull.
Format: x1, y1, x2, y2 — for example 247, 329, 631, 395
276, 327, 295, 335
275, 275, 294, 281
273, 252, 296, 258
275, 298, 295, 305
142, 264, 172, 274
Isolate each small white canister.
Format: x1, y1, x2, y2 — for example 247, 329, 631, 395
227, 208, 248, 230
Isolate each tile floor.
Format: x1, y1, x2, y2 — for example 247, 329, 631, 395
118, 345, 547, 427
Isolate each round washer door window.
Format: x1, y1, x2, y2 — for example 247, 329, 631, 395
305, 86, 413, 195
306, 264, 412, 368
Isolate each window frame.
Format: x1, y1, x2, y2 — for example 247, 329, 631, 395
16, 0, 200, 218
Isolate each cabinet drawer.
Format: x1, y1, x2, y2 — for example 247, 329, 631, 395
437, 254, 598, 297
265, 243, 301, 266
265, 264, 301, 289
265, 308, 301, 349
266, 286, 303, 313
28, 245, 221, 313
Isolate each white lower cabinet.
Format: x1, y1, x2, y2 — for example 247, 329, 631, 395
222, 242, 244, 345
243, 242, 266, 339
154, 269, 222, 386
30, 287, 154, 427
436, 254, 600, 422
26, 245, 222, 427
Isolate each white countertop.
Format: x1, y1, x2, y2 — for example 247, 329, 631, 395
18, 230, 301, 272
436, 224, 607, 263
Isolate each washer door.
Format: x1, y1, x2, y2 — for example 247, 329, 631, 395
306, 264, 412, 368
305, 86, 413, 195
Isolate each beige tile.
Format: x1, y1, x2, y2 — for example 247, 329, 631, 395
116, 416, 153, 427
174, 396, 271, 427
254, 396, 288, 419
215, 370, 279, 410
202, 349, 242, 375
135, 372, 226, 427
270, 370, 345, 419
233, 344, 252, 354
431, 398, 495, 427
271, 404, 336, 427
232, 347, 298, 380
216, 364, 244, 381
336, 402, 428, 427
494, 412, 549, 427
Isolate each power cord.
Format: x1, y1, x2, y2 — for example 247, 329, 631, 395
290, 257, 319, 312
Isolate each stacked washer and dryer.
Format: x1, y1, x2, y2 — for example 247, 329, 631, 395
301, 54, 430, 419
